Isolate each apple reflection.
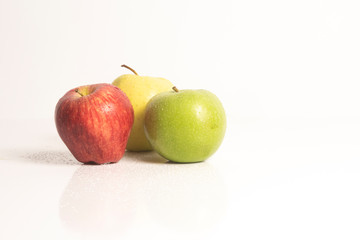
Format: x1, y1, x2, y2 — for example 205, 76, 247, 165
59, 162, 137, 236
60, 152, 226, 235
142, 161, 226, 231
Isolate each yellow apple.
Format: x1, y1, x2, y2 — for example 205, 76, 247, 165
112, 65, 173, 151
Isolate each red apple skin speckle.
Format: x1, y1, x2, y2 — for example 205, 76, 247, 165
55, 83, 134, 164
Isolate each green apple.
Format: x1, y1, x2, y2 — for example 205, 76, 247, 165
144, 87, 226, 163
112, 65, 173, 151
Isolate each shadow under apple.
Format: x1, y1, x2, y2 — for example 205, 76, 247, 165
22, 150, 80, 165
124, 151, 168, 164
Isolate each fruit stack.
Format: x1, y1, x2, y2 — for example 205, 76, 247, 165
55, 65, 226, 164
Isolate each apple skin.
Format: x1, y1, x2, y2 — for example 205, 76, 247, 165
55, 83, 134, 164
144, 89, 226, 163
112, 66, 173, 152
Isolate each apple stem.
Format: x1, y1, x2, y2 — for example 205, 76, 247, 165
121, 64, 138, 75
172, 86, 179, 92
75, 89, 84, 97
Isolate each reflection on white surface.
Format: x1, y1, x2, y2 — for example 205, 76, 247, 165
59, 162, 136, 236
143, 161, 226, 231
59, 152, 226, 236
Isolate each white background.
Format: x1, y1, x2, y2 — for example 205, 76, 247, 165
1, 0, 359, 121
1, 0, 360, 239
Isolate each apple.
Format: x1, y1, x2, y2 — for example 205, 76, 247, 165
144, 87, 226, 163
55, 83, 134, 164
112, 65, 173, 152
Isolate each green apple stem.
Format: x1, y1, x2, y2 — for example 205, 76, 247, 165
121, 64, 138, 75
172, 86, 179, 92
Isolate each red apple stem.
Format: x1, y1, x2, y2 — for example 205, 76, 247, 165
121, 64, 138, 75
172, 86, 179, 92
75, 89, 84, 97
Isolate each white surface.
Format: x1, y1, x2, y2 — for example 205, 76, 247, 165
1, 118, 359, 240
1, 0, 360, 239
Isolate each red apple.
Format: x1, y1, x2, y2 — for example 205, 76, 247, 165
55, 83, 134, 164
